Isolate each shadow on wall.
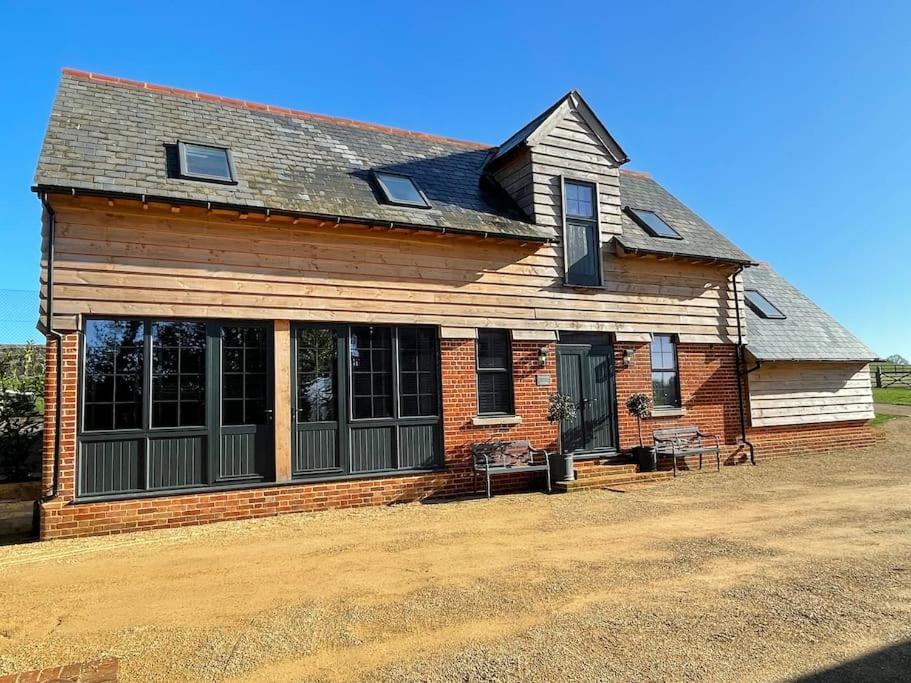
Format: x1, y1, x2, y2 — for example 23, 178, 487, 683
790, 639, 911, 682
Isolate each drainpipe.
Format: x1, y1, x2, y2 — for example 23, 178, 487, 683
731, 266, 756, 465
34, 192, 63, 534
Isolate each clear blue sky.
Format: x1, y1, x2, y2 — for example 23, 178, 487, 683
1, 0, 908, 357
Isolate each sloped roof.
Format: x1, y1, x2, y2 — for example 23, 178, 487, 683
615, 172, 754, 264
34, 70, 549, 241
742, 263, 877, 362
487, 90, 628, 167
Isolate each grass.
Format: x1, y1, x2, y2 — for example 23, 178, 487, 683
870, 413, 899, 427
873, 387, 911, 405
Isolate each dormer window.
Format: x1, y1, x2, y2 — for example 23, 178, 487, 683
178, 141, 236, 183
626, 207, 682, 239
372, 171, 431, 208
744, 290, 786, 319
562, 178, 602, 287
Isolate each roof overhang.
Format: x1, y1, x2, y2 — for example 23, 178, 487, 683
612, 238, 757, 267
32, 184, 554, 244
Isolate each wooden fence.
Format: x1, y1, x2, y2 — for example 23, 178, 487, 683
873, 365, 911, 389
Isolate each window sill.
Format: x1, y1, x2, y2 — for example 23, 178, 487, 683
650, 407, 687, 418
472, 415, 523, 427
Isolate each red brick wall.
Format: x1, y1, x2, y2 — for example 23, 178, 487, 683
40, 337, 558, 540
614, 342, 742, 450
39, 333, 873, 540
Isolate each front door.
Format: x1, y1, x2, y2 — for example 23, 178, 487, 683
216, 323, 274, 482
556, 340, 617, 454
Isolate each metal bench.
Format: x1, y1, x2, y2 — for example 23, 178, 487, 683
652, 427, 721, 477
471, 440, 552, 499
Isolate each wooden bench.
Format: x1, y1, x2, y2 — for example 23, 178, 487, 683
652, 427, 721, 477
471, 440, 552, 499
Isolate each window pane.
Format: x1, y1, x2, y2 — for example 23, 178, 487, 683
565, 219, 600, 286
350, 326, 393, 419
183, 143, 232, 180
478, 372, 511, 414
628, 208, 681, 239
84, 319, 144, 431
650, 334, 677, 372
296, 328, 337, 423
374, 172, 428, 206
652, 371, 680, 407
152, 321, 206, 428
222, 326, 269, 426
744, 290, 786, 319
399, 327, 438, 417
565, 181, 595, 219
477, 330, 510, 370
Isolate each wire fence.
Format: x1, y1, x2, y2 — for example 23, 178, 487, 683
0, 289, 41, 346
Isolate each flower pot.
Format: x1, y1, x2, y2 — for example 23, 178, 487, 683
632, 446, 657, 472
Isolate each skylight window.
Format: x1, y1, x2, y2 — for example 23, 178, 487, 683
372, 171, 430, 208
626, 208, 682, 239
178, 141, 236, 183
744, 289, 786, 319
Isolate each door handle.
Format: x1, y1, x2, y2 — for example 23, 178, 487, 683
263, 408, 274, 423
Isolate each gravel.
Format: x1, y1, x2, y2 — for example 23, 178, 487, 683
0, 418, 908, 682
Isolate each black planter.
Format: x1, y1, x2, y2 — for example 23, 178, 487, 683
631, 445, 657, 472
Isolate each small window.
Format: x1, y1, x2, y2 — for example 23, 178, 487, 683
151, 321, 207, 428
626, 208, 682, 239
476, 329, 514, 415
398, 327, 439, 417
563, 179, 602, 286
651, 334, 680, 408
83, 319, 145, 431
744, 290, 786, 319
178, 141, 236, 183
372, 171, 431, 208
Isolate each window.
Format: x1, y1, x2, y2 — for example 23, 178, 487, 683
152, 321, 206, 428
372, 171, 431, 208
563, 179, 602, 286
744, 289, 786, 319
350, 326, 394, 419
222, 326, 268, 426
178, 141, 236, 183
626, 208, 682, 239
650, 334, 680, 408
476, 329, 514, 415
296, 328, 337, 423
83, 319, 144, 431
399, 327, 439, 417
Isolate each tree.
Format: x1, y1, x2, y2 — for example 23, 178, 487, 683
0, 343, 45, 481
885, 354, 909, 365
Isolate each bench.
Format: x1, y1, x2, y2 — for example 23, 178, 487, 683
652, 427, 721, 477
471, 440, 552, 499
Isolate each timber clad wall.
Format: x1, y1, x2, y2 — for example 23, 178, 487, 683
747, 362, 875, 427
41, 197, 741, 344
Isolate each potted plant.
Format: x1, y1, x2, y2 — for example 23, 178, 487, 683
625, 393, 657, 471
547, 392, 578, 482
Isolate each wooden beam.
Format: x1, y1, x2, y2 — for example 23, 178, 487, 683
273, 320, 292, 482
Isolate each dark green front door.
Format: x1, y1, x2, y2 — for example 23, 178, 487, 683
556, 342, 617, 454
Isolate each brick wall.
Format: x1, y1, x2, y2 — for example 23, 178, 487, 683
39, 333, 874, 540
40, 337, 558, 540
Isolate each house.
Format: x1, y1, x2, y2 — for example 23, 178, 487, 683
32, 69, 877, 540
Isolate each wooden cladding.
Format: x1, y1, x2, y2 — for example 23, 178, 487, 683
748, 362, 875, 427
41, 196, 742, 343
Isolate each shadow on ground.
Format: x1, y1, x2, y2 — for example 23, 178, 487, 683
792, 640, 911, 682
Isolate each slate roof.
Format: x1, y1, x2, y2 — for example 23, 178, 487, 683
34, 71, 548, 241
742, 263, 877, 362
615, 172, 754, 264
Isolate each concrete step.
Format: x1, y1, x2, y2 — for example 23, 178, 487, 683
556, 469, 673, 492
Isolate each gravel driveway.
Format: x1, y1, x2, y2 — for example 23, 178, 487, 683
1, 419, 909, 682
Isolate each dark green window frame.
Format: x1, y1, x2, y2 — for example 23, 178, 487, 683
476, 329, 515, 416
562, 177, 603, 287
650, 333, 681, 408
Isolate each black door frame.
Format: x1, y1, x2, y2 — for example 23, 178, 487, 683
556, 338, 619, 456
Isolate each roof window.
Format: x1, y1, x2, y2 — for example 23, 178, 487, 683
178, 141, 236, 183
372, 171, 430, 208
744, 289, 786, 319
626, 207, 682, 239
